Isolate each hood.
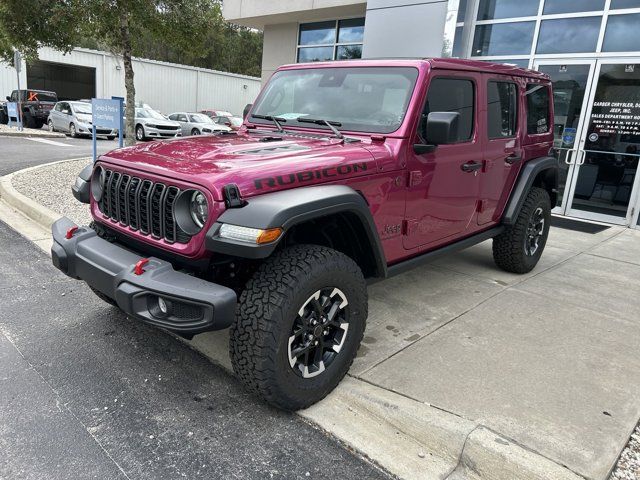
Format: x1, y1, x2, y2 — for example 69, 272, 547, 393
99, 131, 380, 201
138, 117, 180, 127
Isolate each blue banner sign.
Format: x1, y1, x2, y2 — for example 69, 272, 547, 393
92, 98, 121, 129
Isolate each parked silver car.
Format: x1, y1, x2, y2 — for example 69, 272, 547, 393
48, 101, 117, 139
134, 108, 182, 141
168, 112, 231, 136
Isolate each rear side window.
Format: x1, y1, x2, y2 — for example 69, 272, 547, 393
487, 81, 517, 138
526, 84, 550, 134
423, 78, 475, 142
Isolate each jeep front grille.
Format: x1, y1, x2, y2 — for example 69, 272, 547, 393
98, 169, 189, 244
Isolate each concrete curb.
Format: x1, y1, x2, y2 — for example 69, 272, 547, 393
0, 130, 66, 139
0, 161, 587, 480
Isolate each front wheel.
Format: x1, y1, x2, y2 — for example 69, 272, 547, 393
230, 245, 368, 411
191, 128, 201, 136
48, 119, 55, 132
493, 187, 551, 274
69, 123, 78, 138
135, 125, 145, 141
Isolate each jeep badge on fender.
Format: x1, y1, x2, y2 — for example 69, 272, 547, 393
52, 59, 557, 411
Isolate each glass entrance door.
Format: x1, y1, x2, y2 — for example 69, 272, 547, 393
565, 60, 640, 225
534, 60, 597, 214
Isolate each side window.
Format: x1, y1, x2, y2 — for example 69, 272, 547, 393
526, 84, 550, 135
487, 81, 517, 139
178, 114, 188, 122
422, 77, 475, 142
10, 91, 18, 102
54, 103, 62, 112
168, 114, 177, 120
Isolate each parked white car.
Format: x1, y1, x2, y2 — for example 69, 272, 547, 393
134, 108, 182, 141
48, 101, 117, 139
168, 112, 232, 136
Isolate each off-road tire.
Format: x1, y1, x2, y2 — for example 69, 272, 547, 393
34, 119, 44, 129
230, 244, 367, 411
0, 110, 8, 125
493, 187, 551, 274
23, 112, 35, 129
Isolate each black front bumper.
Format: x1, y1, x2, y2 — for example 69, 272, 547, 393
51, 217, 237, 336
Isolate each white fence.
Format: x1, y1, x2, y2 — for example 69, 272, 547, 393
1, 47, 262, 116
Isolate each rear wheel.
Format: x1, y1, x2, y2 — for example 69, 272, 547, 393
23, 112, 35, 129
230, 244, 367, 411
0, 110, 8, 124
493, 187, 551, 274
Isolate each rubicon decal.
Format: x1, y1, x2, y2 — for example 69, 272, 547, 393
254, 162, 368, 189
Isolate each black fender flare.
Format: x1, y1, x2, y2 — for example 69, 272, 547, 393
205, 185, 387, 277
502, 156, 558, 225
72, 163, 93, 204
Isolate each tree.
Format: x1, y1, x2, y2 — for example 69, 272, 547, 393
0, 0, 222, 145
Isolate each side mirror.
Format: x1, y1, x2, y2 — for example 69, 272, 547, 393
243, 103, 252, 119
225, 122, 231, 127
414, 111, 460, 154
6, 96, 10, 101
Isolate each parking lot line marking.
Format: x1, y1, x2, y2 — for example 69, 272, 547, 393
25, 138, 73, 147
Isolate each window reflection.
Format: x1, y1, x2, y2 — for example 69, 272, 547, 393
473, 22, 535, 56
603, 13, 640, 52
338, 18, 365, 43
452, 27, 464, 57
336, 45, 363, 60
536, 17, 601, 54
299, 21, 336, 45
297, 47, 334, 63
457, 0, 468, 22
477, 0, 538, 20
543, 0, 605, 14
610, 0, 640, 8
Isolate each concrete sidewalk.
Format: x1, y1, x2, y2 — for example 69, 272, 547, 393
3, 158, 640, 479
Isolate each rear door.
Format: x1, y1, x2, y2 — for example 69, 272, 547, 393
478, 74, 522, 225
404, 72, 482, 250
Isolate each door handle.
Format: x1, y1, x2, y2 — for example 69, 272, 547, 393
461, 161, 482, 173
505, 153, 522, 164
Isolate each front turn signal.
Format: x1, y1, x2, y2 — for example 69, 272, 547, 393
256, 227, 283, 244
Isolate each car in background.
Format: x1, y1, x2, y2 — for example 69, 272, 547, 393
48, 101, 117, 139
0, 89, 58, 128
168, 112, 232, 136
134, 107, 181, 141
211, 114, 243, 131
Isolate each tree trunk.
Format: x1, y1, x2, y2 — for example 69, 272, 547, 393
120, 12, 136, 146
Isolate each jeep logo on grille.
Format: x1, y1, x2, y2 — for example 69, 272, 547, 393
254, 162, 368, 190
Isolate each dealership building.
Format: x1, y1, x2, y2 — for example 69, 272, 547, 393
224, 0, 640, 230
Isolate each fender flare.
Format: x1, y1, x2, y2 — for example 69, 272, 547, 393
205, 185, 387, 277
502, 156, 558, 225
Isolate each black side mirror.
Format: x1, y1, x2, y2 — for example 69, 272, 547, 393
6, 96, 10, 101
414, 112, 460, 154
243, 103, 253, 119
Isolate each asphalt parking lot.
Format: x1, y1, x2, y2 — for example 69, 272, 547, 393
0, 220, 390, 480
0, 131, 118, 175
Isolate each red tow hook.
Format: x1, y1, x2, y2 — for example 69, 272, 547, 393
134, 258, 150, 276
65, 226, 79, 239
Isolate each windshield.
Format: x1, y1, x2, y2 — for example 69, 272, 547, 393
71, 103, 92, 115
251, 67, 419, 134
136, 108, 166, 120
189, 113, 213, 123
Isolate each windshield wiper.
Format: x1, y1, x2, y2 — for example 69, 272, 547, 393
250, 114, 286, 133
296, 117, 343, 139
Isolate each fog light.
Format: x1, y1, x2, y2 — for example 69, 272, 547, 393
158, 297, 168, 314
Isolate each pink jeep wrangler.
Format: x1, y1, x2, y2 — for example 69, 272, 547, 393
53, 59, 557, 410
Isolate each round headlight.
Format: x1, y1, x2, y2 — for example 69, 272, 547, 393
189, 191, 208, 228
91, 166, 105, 202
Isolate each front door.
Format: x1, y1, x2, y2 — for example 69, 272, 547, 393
564, 60, 640, 225
404, 73, 482, 250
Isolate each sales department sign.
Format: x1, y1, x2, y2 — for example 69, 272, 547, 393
589, 101, 640, 137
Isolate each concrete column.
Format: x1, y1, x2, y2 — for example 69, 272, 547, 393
261, 22, 299, 84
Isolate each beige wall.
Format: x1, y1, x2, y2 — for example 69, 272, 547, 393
261, 23, 299, 84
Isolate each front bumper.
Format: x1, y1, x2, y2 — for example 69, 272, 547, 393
145, 125, 181, 138
51, 217, 237, 336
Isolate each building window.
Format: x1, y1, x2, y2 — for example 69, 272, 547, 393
487, 82, 517, 138
423, 78, 475, 142
472, 22, 536, 56
526, 84, 550, 135
297, 18, 365, 62
536, 17, 601, 54
542, 0, 605, 14
606, 0, 640, 8
477, 0, 538, 20
602, 13, 640, 52
452, 27, 464, 57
